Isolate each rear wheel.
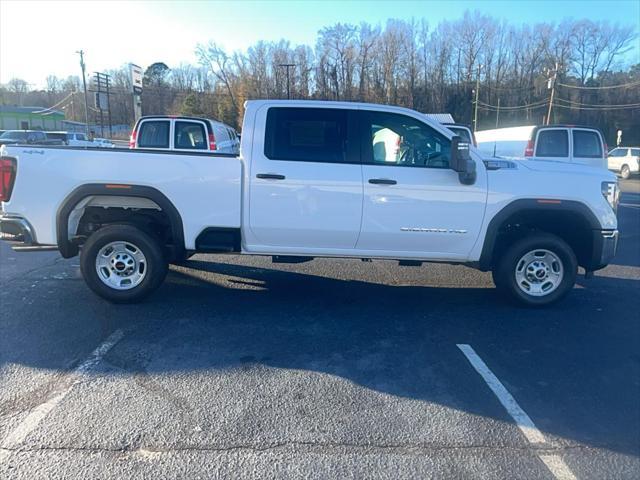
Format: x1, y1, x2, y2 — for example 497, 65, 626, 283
80, 224, 168, 303
620, 164, 631, 179
493, 233, 577, 307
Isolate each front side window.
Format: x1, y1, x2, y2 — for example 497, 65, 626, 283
536, 130, 568, 157
174, 121, 206, 149
265, 107, 348, 163
76, 133, 86, 141
138, 120, 170, 148
365, 112, 450, 168
573, 130, 602, 158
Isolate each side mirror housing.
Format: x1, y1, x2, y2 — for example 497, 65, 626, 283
451, 135, 477, 185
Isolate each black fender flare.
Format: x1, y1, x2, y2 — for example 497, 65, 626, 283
478, 198, 601, 271
56, 184, 185, 259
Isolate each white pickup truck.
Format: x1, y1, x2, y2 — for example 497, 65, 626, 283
0, 100, 619, 306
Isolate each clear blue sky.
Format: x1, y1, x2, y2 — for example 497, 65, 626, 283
1, 0, 639, 87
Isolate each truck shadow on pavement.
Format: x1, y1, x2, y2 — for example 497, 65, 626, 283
1, 257, 639, 458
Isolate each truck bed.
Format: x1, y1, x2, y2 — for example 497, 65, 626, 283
1, 146, 242, 249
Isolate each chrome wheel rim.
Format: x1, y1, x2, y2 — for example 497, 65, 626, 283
95, 241, 147, 290
514, 249, 564, 297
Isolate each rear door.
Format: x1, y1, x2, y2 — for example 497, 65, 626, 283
136, 119, 171, 150
533, 128, 570, 163
572, 128, 605, 168
246, 105, 363, 251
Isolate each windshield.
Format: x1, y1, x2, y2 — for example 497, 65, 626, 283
0, 131, 27, 140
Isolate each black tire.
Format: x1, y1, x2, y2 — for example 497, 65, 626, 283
80, 224, 168, 303
493, 233, 577, 307
620, 165, 631, 180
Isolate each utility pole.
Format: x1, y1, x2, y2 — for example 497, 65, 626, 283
278, 63, 295, 99
76, 50, 90, 136
546, 62, 559, 126
472, 64, 482, 132
495, 97, 501, 128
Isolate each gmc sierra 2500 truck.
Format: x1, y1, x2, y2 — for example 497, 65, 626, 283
0, 100, 619, 306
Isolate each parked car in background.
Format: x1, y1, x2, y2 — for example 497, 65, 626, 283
0, 130, 63, 146
92, 138, 116, 148
46, 131, 93, 147
607, 147, 640, 179
476, 125, 607, 169
129, 116, 240, 154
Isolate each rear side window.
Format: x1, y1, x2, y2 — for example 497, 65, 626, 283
573, 130, 602, 158
536, 130, 568, 157
76, 133, 86, 141
138, 120, 170, 148
265, 107, 348, 163
631, 149, 640, 157
174, 121, 207, 150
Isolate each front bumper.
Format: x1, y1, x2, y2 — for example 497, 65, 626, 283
586, 229, 618, 271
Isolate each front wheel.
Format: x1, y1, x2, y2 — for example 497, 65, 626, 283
493, 233, 577, 307
80, 224, 168, 303
620, 165, 631, 179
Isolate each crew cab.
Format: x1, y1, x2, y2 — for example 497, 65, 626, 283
476, 125, 607, 169
0, 100, 619, 306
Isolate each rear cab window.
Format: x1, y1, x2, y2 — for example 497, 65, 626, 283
573, 129, 602, 158
138, 120, 170, 148
535, 129, 568, 157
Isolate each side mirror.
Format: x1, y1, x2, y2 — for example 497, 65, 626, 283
451, 136, 477, 185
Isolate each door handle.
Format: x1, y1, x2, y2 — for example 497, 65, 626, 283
256, 173, 286, 180
368, 178, 397, 185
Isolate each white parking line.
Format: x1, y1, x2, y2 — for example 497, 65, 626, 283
457, 344, 577, 480
0, 329, 125, 464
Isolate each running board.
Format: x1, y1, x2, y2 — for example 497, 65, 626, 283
272, 256, 314, 264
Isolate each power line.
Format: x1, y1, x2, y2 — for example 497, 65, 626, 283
478, 98, 549, 110
557, 80, 640, 90
553, 102, 640, 111
555, 97, 640, 108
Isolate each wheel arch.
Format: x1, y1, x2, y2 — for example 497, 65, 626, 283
56, 184, 185, 259
478, 199, 600, 271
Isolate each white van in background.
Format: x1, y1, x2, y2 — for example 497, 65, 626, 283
129, 116, 240, 154
476, 125, 607, 169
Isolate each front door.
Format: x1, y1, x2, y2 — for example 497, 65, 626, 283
356, 110, 487, 259
247, 105, 363, 251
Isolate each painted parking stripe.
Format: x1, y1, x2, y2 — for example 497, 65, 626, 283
539, 454, 578, 480
0, 329, 125, 463
457, 344, 577, 480
457, 344, 546, 444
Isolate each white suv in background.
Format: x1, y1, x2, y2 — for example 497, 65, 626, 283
47, 131, 93, 147
129, 116, 240, 154
608, 147, 640, 179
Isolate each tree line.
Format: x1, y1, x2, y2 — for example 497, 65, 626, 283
2, 12, 639, 143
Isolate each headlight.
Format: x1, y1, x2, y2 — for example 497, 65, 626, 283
601, 181, 620, 212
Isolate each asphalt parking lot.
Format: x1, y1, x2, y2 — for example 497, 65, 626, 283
1, 179, 639, 479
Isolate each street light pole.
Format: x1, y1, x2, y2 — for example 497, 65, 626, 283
76, 50, 90, 136
278, 63, 295, 99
